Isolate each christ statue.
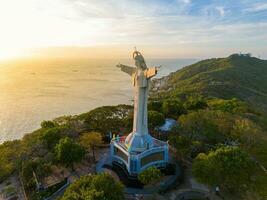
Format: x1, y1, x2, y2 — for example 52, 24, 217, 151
116, 50, 158, 152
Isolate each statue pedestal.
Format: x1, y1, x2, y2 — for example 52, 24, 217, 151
110, 136, 169, 176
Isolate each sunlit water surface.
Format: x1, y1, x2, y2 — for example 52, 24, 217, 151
0, 58, 196, 143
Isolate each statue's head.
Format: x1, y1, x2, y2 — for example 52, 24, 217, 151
133, 51, 147, 70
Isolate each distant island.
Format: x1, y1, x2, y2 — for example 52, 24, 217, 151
0, 54, 266, 200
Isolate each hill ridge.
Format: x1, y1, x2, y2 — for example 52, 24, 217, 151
151, 54, 267, 110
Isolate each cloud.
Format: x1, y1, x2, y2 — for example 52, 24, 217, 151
244, 3, 267, 12
182, 0, 191, 4
0, 0, 267, 58
215, 6, 225, 17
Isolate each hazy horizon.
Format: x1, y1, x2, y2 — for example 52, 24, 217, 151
1, 47, 266, 64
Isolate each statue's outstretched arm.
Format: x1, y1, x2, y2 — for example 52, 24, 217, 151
116, 64, 136, 76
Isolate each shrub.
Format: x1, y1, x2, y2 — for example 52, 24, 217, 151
61, 173, 124, 200
138, 166, 162, 185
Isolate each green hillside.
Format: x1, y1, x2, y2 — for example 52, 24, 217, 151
150, 54, 267, 199
152, 54, 267, 110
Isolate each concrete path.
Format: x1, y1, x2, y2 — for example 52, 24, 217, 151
190, 178, 209, 192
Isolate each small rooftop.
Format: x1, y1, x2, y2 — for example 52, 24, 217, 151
157, 118, 177, 132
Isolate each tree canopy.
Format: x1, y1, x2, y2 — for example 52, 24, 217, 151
61, 173, 124, 200
41, 120, 57, 129
0, 140, 24, 181
192, 146, 255, 191
138, 166, 162, 185
83, 105, 132, 136
183, 95, 207, 110
40, 127, 62, 149
148, 101, 163, 112
55, 137, 85, 169
231, 119, 262, 148
208, 98, 248, 113
80, 132, 103, 161
148, 110, 165, 130
178, 109, 239, 144
161, 98, 186, 118
169, 135, 191, 160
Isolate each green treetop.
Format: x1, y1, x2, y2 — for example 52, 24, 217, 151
138, 166, 162, 185
61, 173, 124, 200
79, 132, 103, 162
148, 110, 165, 130
55, 137, 85, 170
192, 146, 255, 191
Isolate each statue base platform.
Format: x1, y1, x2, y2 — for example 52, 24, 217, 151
96, 146, 181, 192
110, 136, 169, 176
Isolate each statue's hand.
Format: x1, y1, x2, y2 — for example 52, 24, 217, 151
116, 64, 136, 76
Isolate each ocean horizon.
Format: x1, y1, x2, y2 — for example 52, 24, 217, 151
0, 58, 197, 143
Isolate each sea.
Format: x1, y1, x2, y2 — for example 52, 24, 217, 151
0, 58, 197, 143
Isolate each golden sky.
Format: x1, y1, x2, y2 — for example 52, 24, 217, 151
0, 0, 266, 60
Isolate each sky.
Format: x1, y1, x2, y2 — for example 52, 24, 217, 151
0, 0, 267, 59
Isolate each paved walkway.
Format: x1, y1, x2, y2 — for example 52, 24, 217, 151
155, 166, 224, 200
49, 148, 110, 200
